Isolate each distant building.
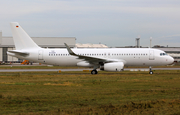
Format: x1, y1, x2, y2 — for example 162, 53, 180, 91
75, 43, 108, 48
153, 45, 166, 48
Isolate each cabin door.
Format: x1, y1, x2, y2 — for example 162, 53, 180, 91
149, 50, 154, 60
38, 50, 43, 60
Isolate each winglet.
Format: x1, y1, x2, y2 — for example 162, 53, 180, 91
64, 43, 76, 55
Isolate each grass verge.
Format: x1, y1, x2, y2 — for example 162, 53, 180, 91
0, 70, 180, 114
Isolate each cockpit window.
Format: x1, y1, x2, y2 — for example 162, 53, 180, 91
160, 53, 167, 56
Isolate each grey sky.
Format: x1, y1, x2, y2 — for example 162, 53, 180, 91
0, 0, 180, 47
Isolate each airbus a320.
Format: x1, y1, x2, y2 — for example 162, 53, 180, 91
7, 22, 174, 74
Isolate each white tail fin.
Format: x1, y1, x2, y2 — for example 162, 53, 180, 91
10, 22, 40, 50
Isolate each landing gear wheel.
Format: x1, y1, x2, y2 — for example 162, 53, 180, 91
149, 71, 153, 74
91, 70, 98, 74
149, 66, 153, 75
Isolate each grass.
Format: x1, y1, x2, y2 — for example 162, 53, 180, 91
0, 71, 180, 114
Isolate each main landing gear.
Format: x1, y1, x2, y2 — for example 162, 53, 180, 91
91, 65, 99, 75
149, 66, 153, 74
91, 69, 98, 74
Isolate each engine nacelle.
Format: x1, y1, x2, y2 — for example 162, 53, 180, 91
100, 62, 124, 72
77, 61, 94, 67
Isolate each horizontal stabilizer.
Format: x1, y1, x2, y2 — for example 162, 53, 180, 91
7, 50, 29, 56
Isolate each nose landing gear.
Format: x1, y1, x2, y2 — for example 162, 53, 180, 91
149, 66, 153, 74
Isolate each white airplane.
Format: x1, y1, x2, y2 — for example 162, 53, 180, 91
7, 22, 174, 74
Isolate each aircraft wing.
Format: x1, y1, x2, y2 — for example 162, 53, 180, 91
7, 50, 29, 56
64, 43, 124, 64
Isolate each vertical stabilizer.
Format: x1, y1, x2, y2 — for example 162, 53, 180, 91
10, 22, 40, 50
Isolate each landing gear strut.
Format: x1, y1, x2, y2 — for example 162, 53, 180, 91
149, 66, 153, 74
91, 69, 98, 75
91, 65, 99, 75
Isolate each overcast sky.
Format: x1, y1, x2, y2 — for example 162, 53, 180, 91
0, 0, 180, 47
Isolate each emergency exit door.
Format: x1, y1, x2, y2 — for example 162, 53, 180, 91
149, 50, 154, 60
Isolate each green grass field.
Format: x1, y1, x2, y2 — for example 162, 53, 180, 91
0, 71, 180, 115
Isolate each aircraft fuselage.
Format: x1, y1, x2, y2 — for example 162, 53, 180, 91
8, 48, 173, 67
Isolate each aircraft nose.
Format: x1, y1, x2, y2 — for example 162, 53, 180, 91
168, 56, 174, 64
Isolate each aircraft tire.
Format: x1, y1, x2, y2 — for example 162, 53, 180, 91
149, 71, 153, 74
91, 70, 98, 74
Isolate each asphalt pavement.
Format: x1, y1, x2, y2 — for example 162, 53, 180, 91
0, 68, 179, 72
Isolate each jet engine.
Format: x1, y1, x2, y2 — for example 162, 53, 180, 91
100, 62, 124, 71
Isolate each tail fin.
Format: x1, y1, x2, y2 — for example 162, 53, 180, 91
10, 22, 40, 50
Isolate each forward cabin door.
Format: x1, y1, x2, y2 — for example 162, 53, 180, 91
38, 50, 43, 60
149, 50, 154, 60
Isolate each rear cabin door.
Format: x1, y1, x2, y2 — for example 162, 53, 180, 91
149, 50, 154, 60
38, 50, 43, 60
